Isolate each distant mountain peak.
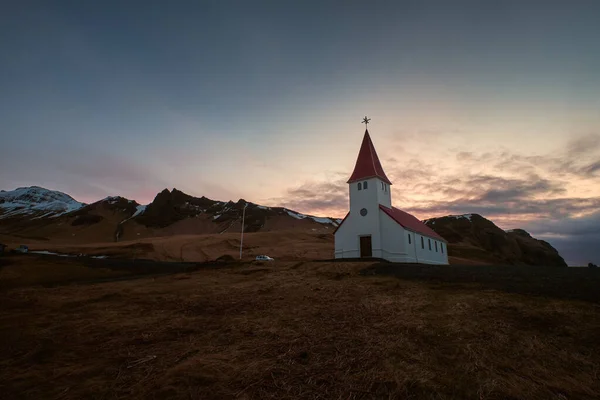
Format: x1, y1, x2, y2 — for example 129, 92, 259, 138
0, 186, 85, 219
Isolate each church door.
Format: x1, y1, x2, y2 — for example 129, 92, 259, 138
359, 235, 372, 257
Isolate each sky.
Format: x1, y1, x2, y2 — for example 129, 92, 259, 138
1, 0, 599, 265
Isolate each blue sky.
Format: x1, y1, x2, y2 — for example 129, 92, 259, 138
1, 1, 599, 265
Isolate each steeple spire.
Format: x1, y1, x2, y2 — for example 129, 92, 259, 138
347, 128, 392, 185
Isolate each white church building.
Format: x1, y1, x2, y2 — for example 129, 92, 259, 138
334, 125, 449, 264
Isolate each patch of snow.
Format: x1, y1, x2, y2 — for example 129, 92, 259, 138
131, 204, 146, 218
284, 209, 339, 226
213, 214, 221, 220
257, 205, 270, 210
448, 214, 473, 221
31, 212, 55, 220
30, 250, 75, 257
310, 216, 333, 224
102, 196, 120, 204
120, 204, 147, 224
31, 250, 109, 259
286, 210, 307, 220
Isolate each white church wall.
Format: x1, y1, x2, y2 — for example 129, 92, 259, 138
405, 230, 417, 262
336, 178, 387, 259
413, 234, 449, 264
379, 210, 413, 262
334, 207, 382, 259
334, 221, 356, 258
349, 178, 381, 213
334, 206, 450, 264
437, 241, 449, 264
375, 180, 392, 209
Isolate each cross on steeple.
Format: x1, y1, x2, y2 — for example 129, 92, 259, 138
362, 116, 371, 127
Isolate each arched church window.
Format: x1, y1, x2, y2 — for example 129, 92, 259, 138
408, 234, 411, 244
421, 236, 424, 249
428, 239, 432, 250
363, 181, 368, 189
441, 243, 444, 254
381, 182, 384, 190
435, 241, 438, 252
358, 182, 362, 190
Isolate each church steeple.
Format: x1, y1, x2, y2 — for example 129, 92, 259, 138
347, 129, 392, 185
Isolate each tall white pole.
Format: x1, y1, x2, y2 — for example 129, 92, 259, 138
239, 203, 247, 259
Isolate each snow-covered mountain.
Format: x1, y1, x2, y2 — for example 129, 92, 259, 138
0, 186, 85, 219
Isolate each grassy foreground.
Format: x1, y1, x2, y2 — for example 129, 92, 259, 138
1, 256, 600, 399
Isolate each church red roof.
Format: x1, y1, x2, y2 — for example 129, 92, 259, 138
379, 205, 446, 241
347, 130, 392, 185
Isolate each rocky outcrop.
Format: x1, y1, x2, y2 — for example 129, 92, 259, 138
506, 229, 567, 267
133, 188, 340, 233
424, 214, 567, 267
134, 189, 216, 228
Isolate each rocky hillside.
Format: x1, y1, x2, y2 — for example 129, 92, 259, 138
135, 188, 340, 233
0, 187, 341, 243
0, 195, 143, 243
424, 214, 567, 267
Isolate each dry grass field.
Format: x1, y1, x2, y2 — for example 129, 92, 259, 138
0, 230, 335, 263
1, 254, 600, 399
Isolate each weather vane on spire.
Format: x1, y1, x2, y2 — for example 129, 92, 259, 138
362, 116, 371, 127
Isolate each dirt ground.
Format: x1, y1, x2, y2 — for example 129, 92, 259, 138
0, 230, 335, 263
1, 256, 600, 399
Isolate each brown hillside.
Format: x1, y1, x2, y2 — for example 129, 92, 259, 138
0, 197, 139, 244
2, 231, 334, 262
424, 214, 567, 266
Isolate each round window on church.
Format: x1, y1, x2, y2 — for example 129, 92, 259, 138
360, 208, 368, 216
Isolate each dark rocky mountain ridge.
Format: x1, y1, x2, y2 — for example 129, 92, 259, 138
424, 214, 567, 267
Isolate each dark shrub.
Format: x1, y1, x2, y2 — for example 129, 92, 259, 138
71, 214, 103, 226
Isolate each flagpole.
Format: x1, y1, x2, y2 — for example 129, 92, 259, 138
240, 203, 247, 259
